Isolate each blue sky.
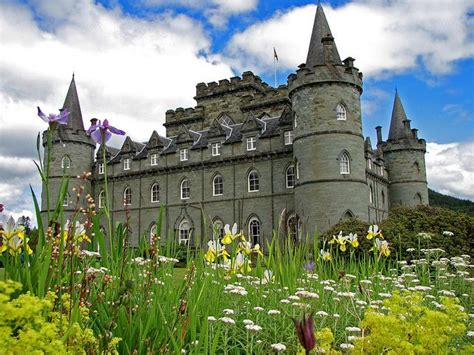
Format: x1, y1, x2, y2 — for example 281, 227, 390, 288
0, 0, 473, 221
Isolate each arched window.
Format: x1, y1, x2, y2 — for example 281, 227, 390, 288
342, 210, 354, 220
248, 217, 261, 245
151, 183, 160, 203
213, 175, 223, 196
287, 214, 299, 243
369, 185, 374, 204
123, 186, 131, 206
63, 193, 69, 207
415, 193, 423, 204
61, 156, 71, 169
336, 104, 346, 120
248, 170, 259, 192
213, 219, 224, 240
286, 165, 296, 188
178, 220, 190, 245
150, 224, 157, 243
99, 190, 105, 209
340, 151, 350, 174
181, 179, 190, 200
381, 190, 386, 206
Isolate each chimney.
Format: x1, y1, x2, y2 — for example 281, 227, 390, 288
375, 126, 383, 145
90, 118, 98, 126
412, 128, 418, 139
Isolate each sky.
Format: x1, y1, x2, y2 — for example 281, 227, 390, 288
0, 0, 473, 222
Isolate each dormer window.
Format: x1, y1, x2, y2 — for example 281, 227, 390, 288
246, 137, 256, 151
336, 104, 347, 121
150, 153, 158, 166
98, 163, 104, 174
180, 149, 188, 161
284, 131, 294, 145
123, 158, 130, 170
211, 143, 221, 156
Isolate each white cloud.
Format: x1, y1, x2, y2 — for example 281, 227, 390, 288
426, 141, 474, 200
226, 1, 474, 76
0, 0, 234, 218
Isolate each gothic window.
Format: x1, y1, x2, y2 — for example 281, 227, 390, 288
284, 131, 294, 145
181, 179, 190, 200
180, 149, 188, 161
340, 151, 350, 174
286, 165, 296, 188
342, 210, 354, 220
150, 224, 157, 243
336, 104, 347, 120
123, 186, 131, 206
63, 193, 69, 207
248, 170, 259, 192
287, 214, 299, 243
369, 184, 374, 204
211, 143, 221, 156
61, 156, 71, 169
99, 190, 105, 209
213, 219, 224, 240
150, 153, 158, 166
123, 158, 130, 170
246, 137, 256, 151
248, 217, 261, 245
98, 163, 104, 174
213, 175, 223, 196
151, 183, 160, 203
178, 220, 190, 245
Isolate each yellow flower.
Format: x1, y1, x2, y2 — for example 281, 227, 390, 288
373, 238, 390, 257
367, 225, 382, 240
347, 233, 359, 248
319, 249, 332, 261
205, 240, 229, 263
0, 216, 31, 255
331, 231, 347, 252
221, 223, 240, 245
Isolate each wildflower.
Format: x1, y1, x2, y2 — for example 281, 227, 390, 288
207, 316, 217, 322
442, 231, 454, 237
0, 216, 32, 255
243, 319, 254, 325
366, 225, 382, 240
205, 240, 229, 262
81, 250, 100, 258
158, 255, 180, 263
268, 309, 281, 315
329, 231, 347, 252
271, 343, 287, 352
347, 233, 359, 247
223, 309, 234, 315
0, 204, 4, 213
417, 232, 432, 240
319, 249, 332, 261
372, 238, 390, 257
315, 311, 328, 317
340, 343, 354, 350
64, 220, 91, 244
346, 326, 361, 333
221, 223, 240, 245
245, 324, 262, 332
296, 290, 319, 299
280, 299, 290, 304
219, 317, 235, 325
304, 261, 315, 271
467, 331, 474, 338
87, 118, 125, 144
37, 106, 69, 126
292, 313, 316, 353
262, 269, 274, 284
406, 248, 415, 252
254, 306, 264, 312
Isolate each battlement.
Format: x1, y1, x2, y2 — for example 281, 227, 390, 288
195, 71, 270, 100
165, 106, 204, 125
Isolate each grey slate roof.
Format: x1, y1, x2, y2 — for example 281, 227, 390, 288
388, 91, 409, 141
62, 74, 84, 131
306, 4, 342, 68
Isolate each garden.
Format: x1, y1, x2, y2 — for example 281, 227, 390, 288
0, 109, 473, 354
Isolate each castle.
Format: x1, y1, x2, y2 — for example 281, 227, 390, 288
42, 4, 428, 246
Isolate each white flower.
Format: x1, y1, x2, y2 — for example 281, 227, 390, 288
245, 324, 262, 332
268, 309, 281, 315
280, 299, 290, 304
271, 343, 286, 352
243, 319, 254, 325
207, 316, 217, 322
467, 331, 474, 337
288, 295, 300, 301
158, 255, 179, 263
296, 290, 319, 299
262, 269, 274, 284
254, 306, 264, 312
340, 343, 354, 349
81, 250, 101, 257
219, 317, 235, 325
346, 326, 361, 333
315, 311, 328, 317
223, 309, 234, 315
442, 231, 454, 237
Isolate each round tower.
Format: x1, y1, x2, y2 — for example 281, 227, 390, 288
41, 75, 96, 223
381, 92, 428, 207
288, 4, 368, 234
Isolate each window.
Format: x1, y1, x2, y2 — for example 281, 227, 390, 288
150, 224, 157, 243
246, 137, 256, 151
294, 114, 298, 128
181, 179, 190, 200
369, 185, 374, 204
286, 165, 296, 188
336, 104, 346, 120
123, 186, 131, 206
178, 220, 190, 245
150, 153, 158, 166
211, 143, 221, 156
381, 190, 385, 206
151, 183, 160, 203
180, 149, 188, 161
63, 193, 69, 207
123, 158, 130, 170
248, 170, 259, 192
99, 190, 105, 209
340, 152, 350, 174
284, 131, 294, 145
367, 159, 372, 170
213, 219, 224, 240
218, 114, 233, 126
213, 175, 223, 196
287, 214, 298, 243
61, 156, 71, 169
98, 163, 104, 174
296, 162, 300, 179
248, 218, 261, 245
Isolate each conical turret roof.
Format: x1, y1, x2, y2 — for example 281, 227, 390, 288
62, 74, 84, 131
306, 4, 342, 67
388, 91, 409, 141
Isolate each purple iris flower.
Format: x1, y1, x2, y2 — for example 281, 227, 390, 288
303, 261, 315, 271
37, 107, 69, 125
87, 119, 126, 144
0, 204, 4, 213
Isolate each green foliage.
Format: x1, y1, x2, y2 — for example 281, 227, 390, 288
429, 188, 474, 216
381, 205, 473, 257
354, 291, 471, 354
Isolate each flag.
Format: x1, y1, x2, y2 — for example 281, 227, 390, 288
273, 47, 278, 62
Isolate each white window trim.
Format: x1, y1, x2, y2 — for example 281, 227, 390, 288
340, 153, 350, 175
178, 220, 190, 245
61, 156, 71, 169
98, 163, 104, 174
246, 137, 256, 151
211, 142, 221, 157
123, 187, 131, 206
151, 183, 159, 203
336, 104, 347, 121
62, 193, 69, 207
180, 179, 190, 200
180, 149, 189, 161
150, 153, 158, 166
123, 158, 130, 170
286, 165, 296, 189
98, 191, 105, 209
248, 170, 259, 192
213, 175, 223, 196
248, 217, 261, 245
284, 131, 294, 145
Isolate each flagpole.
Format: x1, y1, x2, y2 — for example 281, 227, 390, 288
273, 47, 278, 87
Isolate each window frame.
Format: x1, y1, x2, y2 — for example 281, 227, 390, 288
180, 148, 189, 162
123, 158, 130, 171
339, 152, 351, 175
213, 175, 224, 196
151, 183, 160, 203
246, 137, 256, 151
178, 220, 190, 245
180, 179, 190, 200
284, 131, 294, 145
336, 104, 347, 121
150, 153, 158, 166
248, 170, 260, 192
286, 165, 296, 189
61, 156, 71, 169
98, 190, 105, 209
98, 163, 104, 174
63, 193, 69, 207
123, 186, 132, 206
248, 217, 261, 246
211, 142, 221, 157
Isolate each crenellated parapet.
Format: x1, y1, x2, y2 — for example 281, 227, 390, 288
164, 106, 205, 129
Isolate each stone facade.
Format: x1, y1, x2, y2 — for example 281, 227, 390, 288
41, 4, 428, 247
